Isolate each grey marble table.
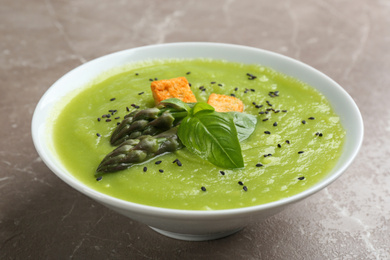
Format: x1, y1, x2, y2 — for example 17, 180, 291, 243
1, 0, 389, 259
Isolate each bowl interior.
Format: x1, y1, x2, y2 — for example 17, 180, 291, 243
32, 42, 363, 216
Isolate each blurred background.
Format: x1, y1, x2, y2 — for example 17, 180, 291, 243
1, 0, 389, 259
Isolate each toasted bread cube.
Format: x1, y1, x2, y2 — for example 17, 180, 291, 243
207, 93, 244, 112
150, 77, 197, 104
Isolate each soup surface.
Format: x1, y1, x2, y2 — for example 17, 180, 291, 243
53, 59, 345, 210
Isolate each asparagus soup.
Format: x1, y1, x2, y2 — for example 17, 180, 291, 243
53, 59, 345, 210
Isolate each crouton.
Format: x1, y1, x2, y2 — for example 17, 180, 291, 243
150, 77, 197, 104
207, 93, 244, 112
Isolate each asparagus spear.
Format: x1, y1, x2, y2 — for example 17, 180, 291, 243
110, 103, 189, 146
96, 127, 182, 174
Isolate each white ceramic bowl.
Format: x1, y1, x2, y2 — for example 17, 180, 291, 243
31, 42, 363, 241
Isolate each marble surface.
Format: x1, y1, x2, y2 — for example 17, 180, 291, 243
1, 0, 389, 259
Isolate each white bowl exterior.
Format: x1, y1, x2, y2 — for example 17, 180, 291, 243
32, 43, 363, 239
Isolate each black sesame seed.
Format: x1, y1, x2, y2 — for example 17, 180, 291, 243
273, 122, 278, 126
211, 81, 216, 84
186, 71, 191, 75
218, 84, 223, 86
143, 166, 147, 172
268, 91, 280, 97
256, 105, 263, 108
262, 118, 269, 121
298, 151, 304, 154
220, 170, 225, 175
264, 131, 271, 134
256, 163, 263, 167
110, 98, 116, 101
298, 176, 305, 180
308, 117, 315, 120
243, 186, 248, 191
238, 181, 244, 185
274, 110, 280, 113
246, 73, 257, 80
115, 117, 120, 120
259, 111, 265, 115
138, 92, 144, 95
155, 160, 162, 165
277, 144, 281, 148
106, 119, 112, 122
201, 186, 206, 191
251, 89, 255, 92
302, 120, 306, 124
96, 133, 101, 137
252, 102, 257, 105
159, 169, 164, 173
96, 176, 102, 181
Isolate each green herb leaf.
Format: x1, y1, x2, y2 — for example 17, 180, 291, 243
178, 109, 244, 169
192, 102, 215, 115
160, 98, 192, 112
230, 112, 257, 141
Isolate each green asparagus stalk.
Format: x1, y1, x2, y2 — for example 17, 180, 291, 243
96, 127, 183, 174
110, 103, 190, 146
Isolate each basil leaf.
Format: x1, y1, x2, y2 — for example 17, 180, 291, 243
160, 98, 191, 112
192, 102, 215, 115
230, 112, 257, 141
178, 110, 244, 169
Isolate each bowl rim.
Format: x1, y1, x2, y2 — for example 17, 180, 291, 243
31, 42, 364, 218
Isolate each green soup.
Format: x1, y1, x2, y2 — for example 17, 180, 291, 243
53, 59, 345, 210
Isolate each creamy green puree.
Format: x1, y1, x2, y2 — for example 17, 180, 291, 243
53, 59, 345, 210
